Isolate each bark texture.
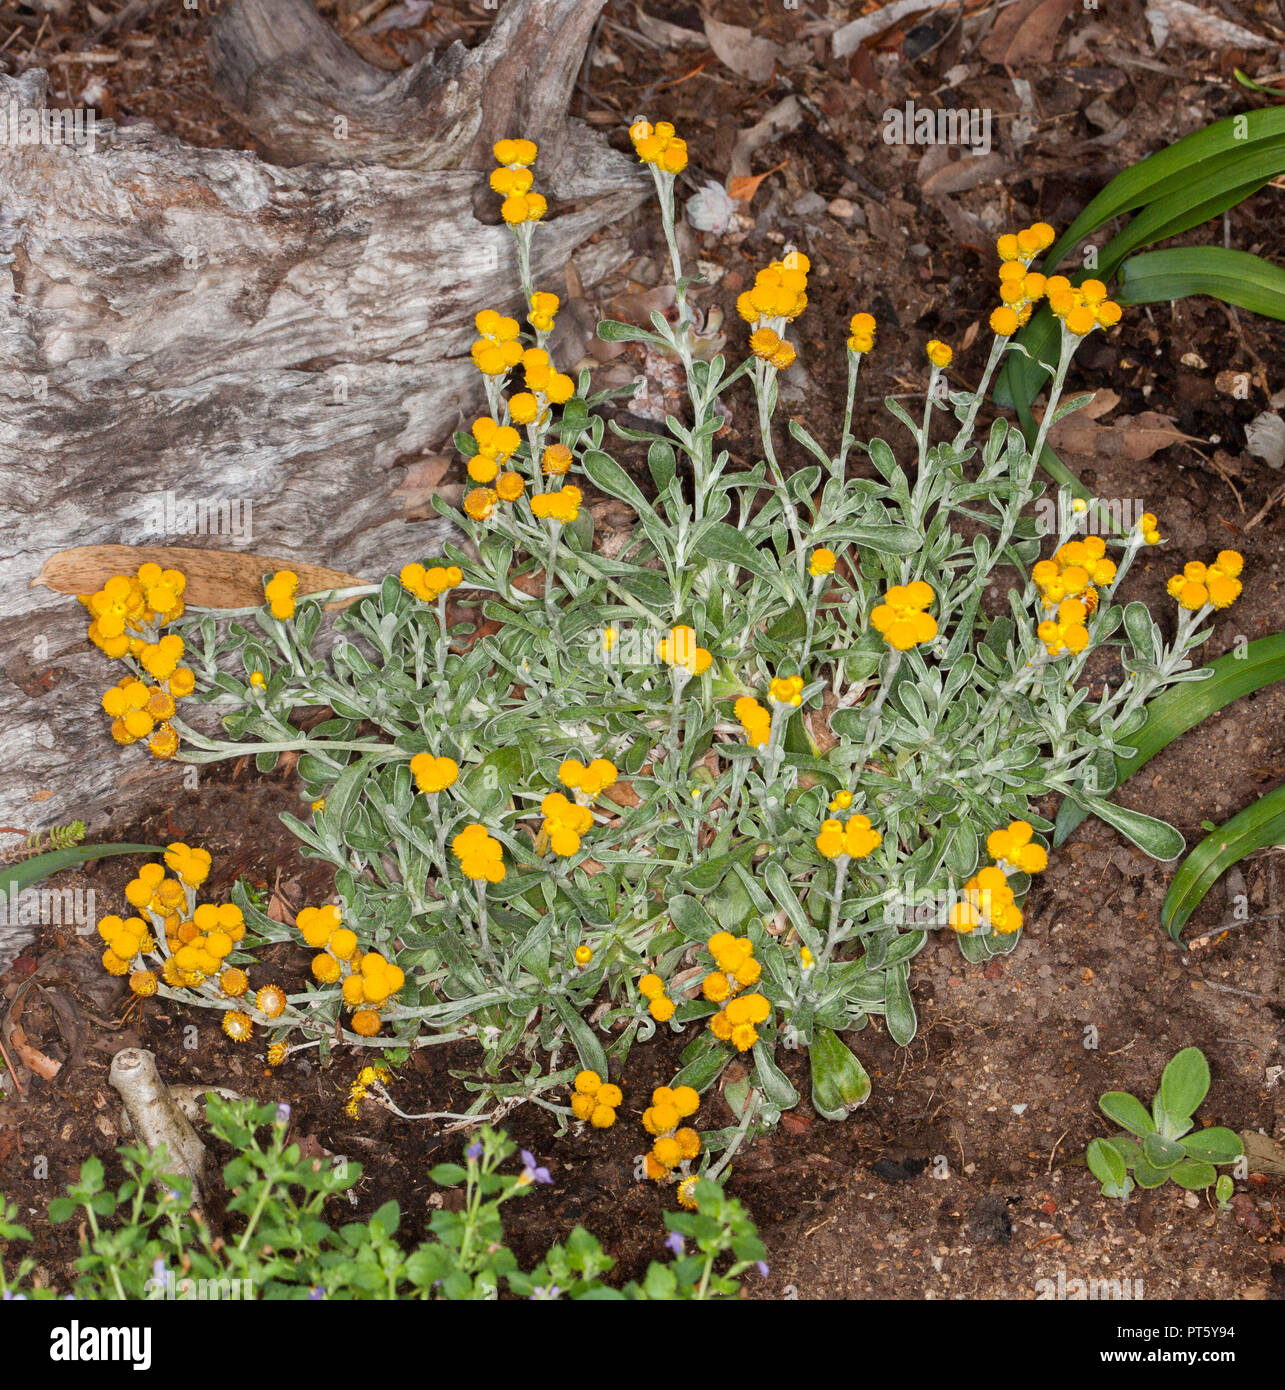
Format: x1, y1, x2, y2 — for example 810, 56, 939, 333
0, 0, 643, 850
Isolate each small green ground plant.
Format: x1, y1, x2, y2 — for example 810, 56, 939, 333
0, 1095, 763, 1300
57, 122, 1255, 1189
1086, 1047, 1243, 1201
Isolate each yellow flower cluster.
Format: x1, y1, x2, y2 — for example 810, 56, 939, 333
346, 1064, 392, 1119
102, 676, 180, 760
97, 912, 155, 978
870, 581, 937, 651
657, 624, 711, 675
471, 311, 524, 377
298, 903, 404, 1037
571, 1069, 622, 1128
530, 485, 582, 525
949, 825, 1048, 935
628, 118, 688, 173
400, 563, 463, 603
816, 811, 882, 861
559, 757, 617, 800
1166, 551, 1243, 610
84, 566, 196, 760
529, 290, 560, 335
264, 570, 297, 621
492, 138, 547, 224
544, 758, 616, 854
410, 753, 459, 794
736, 254, 809, 325
1037, 598, 1090, 657
748, 326, 796, 371
734, 696, 771, 748
100, 845, 302, 1048
987, 224, 1056, 336
84, 564, 186, 656
519, 346, 575, 406
736, 254, 810, 368
948, 866, 1022, 935
451, 823, 506, 883
1046, 275, 1122, 338
703, 933, 770, 1051
1032, 536, 1116, 613
925, 339, 953, 370
1136, 511, 1163, 547
642, 1084, 701, 1180
540, 792, 593, 857
847, 312, 876, 355
985, 819, 1049, 875
638, 971, 675, 1022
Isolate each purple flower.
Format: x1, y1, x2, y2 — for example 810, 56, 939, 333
152, 1258, 167, 1281
2, 1291, 26, 1301
276, 1102, 292, 1127
465, 1141, 483, 1161
307, 1286, 325, 1300
757, 1261, 770, 1278
665, 1231, 685, 1256
529, 1284, 562, 1300
520, 1149, 553, 1185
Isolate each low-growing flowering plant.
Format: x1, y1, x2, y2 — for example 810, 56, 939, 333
0, 1098, 761, 1300
68, 125, 1244, 1176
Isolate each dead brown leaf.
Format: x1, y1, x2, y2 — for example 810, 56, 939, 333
727, 160, 788, 204
703, 16, 780, 82
32, 545, 368, 611
980, 0, 1076, 64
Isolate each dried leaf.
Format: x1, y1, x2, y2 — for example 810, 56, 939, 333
727, 160, 787, 204
704, 17, 780, 83
634, 3, 708, 49
31, 546, 367, 611
980, 0, 1076, 64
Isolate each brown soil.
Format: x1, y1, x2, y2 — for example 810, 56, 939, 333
2, 0, 1283, 1299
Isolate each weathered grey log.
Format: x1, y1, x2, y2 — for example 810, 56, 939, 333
0, 0, 645, 861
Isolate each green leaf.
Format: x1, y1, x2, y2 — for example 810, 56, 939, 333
667, 894, 719, 944
883, 961, 916, 1045
551, 996, 608, 1079
581, 450, 653, 516
822, 525, 921, 555
1169, 1158, 1218, 1190
696, 521, 779, 582
752, 1041, 799, 1109
1074, 796, 1184, 861
761, 860, 822, 957
1162, 782, 1285, 940
1098, 1090, 1155, 1136
1044, 107, 1285, 277
1180, 1127, 1243, 1165
1142, 1132, 1186, 1169
1118, 246, 1285, 320
596, 319, 668, 346
429, 1163, 468, 1187
809, 1028, 872, 1120
1160, 1046, 1210, 1121
1056, 633, 1285, 845
1086, 1137, 1127, 1188
0, 842, 164, 897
